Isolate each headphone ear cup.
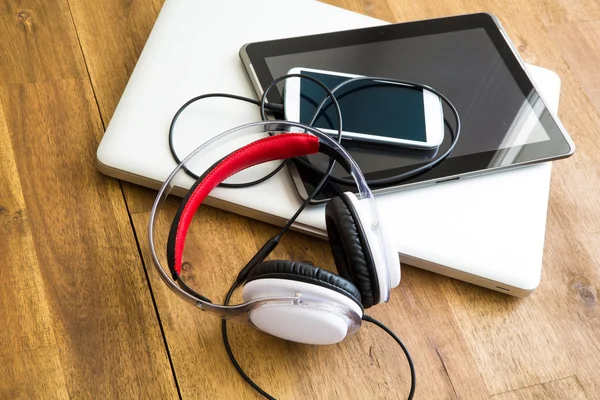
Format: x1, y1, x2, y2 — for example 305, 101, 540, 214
245, 260, 362, 305
325, 195, 378, 308
241, 260, 363, 345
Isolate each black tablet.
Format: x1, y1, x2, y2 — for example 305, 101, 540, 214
239, 12, 574, 202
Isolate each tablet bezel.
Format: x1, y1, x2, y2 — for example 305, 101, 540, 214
240, 12, 574, 198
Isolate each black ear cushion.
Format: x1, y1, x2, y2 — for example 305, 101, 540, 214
325, 195, 378, 308
247, 260, 362, 308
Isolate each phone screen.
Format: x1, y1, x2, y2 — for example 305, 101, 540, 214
298, 70, 427, 142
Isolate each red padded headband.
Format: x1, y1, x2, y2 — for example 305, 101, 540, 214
167, 133, 320, 276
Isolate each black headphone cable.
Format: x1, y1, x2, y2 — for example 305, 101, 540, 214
361, 315, 416, 400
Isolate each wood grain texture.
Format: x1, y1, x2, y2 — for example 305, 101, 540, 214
0, 0, 598, 398
0, 0, 85, 85
0, 93, 69, 400
491, 376, 588, 400
0, 0, 178, 397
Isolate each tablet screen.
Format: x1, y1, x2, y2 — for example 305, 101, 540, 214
243, 13, 572, 198
266, 28, 550, 159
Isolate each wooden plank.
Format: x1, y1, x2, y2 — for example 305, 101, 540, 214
0, 0, 179, 397
0, 350, 69, 399
0, 97, 69, 400
551, 232, 600, 399
553, 21, 600, 147
491, 376, 588, 400
0, 77, 178, 398
0, 0, 85, 85
0, 77, 178, 399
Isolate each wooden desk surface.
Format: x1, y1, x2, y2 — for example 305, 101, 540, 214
1, 0, 599, 398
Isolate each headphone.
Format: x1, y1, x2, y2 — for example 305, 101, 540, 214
150, 70, 462, 398
150, 122, 401, 346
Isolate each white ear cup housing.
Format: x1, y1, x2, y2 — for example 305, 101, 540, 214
242, 279, 363, 345
380, 222, 401, 288
344, 192, 401, 304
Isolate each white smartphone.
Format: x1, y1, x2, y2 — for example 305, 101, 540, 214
284, 67, 445, 149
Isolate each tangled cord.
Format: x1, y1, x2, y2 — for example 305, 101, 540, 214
168, 75, 460, 189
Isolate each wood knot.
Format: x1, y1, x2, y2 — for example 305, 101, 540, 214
571, 280, 597, 306
16, 9, 34, 31
518, 44, 527, 52
578, 286, 596, 305
0, 206, 6, 214
181, 262, 192, 271
17, 10, 31, 20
